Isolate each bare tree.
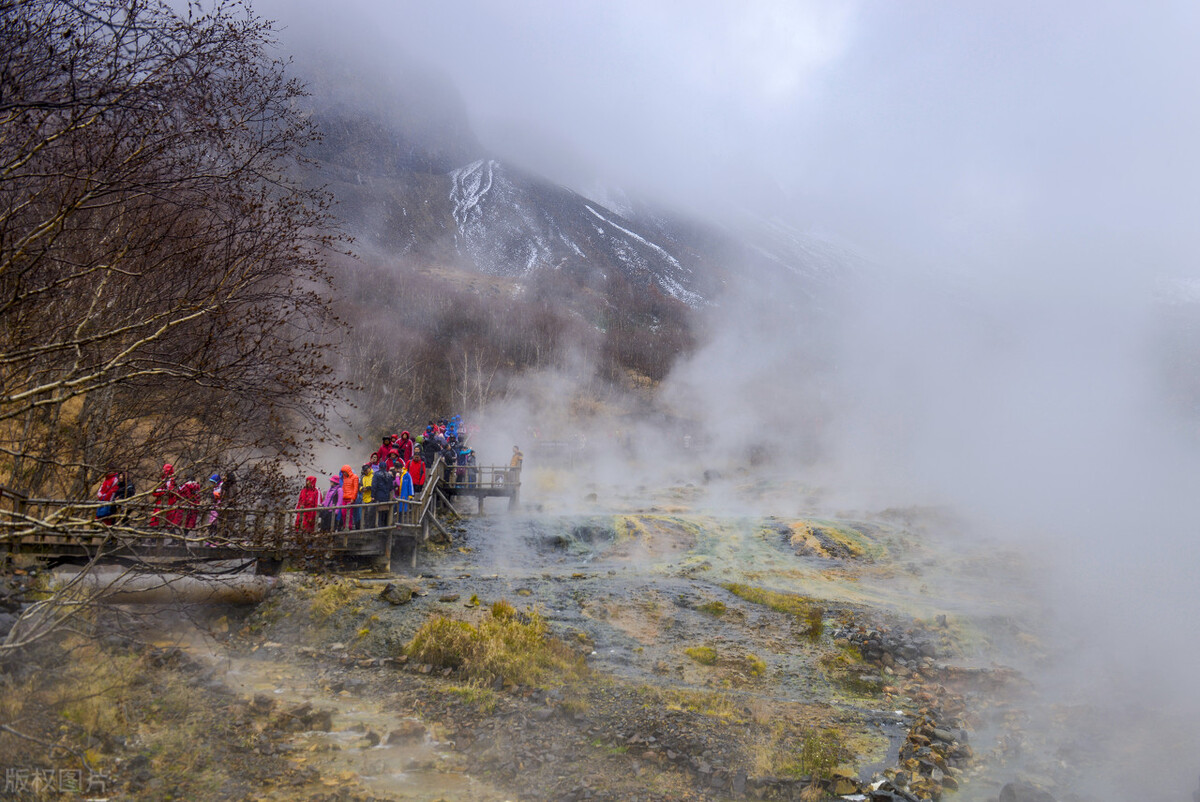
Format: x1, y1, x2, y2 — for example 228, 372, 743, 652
0, 0, 345, 503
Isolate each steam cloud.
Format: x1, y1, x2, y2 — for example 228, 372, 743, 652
254, 1, 1200, 796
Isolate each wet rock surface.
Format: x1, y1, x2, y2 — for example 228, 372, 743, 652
191, 503, 1054, 801
21, 495, 1079, 801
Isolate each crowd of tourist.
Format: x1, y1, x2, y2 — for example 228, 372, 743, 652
94, 416, 527, 538
292, 415, 508, 533
94, 463, 237, 537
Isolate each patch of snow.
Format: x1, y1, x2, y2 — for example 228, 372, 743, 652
559, 232, 585, 258
584, 205, 685, 272
585, 204, 704, 306
449, 159, 496, 228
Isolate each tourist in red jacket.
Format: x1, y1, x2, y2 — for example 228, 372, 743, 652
179, 478, 202, 532
407, 455, 426, 494
96, 470, 119, 524
150, 464, 183, 529
295, 476, 320, 533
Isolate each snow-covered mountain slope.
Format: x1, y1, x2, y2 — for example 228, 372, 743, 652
303, 70, 850, 314
447, 159, 705, 306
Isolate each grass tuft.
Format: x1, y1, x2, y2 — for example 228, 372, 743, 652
752, 725, 845, 781
696, 600, 726, 617
722, 583, 824, 640
309, 578, 360, 621
640, 686, 738, 720
404, 602, 586, 687
684, 645, 718, 665
437, 682, 499, 714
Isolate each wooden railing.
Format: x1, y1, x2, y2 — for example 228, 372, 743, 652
0, 457, 449, 550
0, 456, 518, 561
443, 464, 521, 491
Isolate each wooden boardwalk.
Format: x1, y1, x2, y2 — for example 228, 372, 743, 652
0, 457, 520, 574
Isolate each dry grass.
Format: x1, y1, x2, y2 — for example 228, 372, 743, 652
684, 645, 717, 665
0, 637, 231, 797
722, 583, 812, 616
696, 600, 726, 617
744, 654, 767, 677
308, 578, 363, 621
750, 723, 845, 781
436, 681, 499, 714
722, 583, 824, 640
817, 644, 883, 697
638, 686, 739, 720
404, 601, 586, 687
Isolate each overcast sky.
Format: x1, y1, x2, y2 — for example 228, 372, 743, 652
257, 0, 1200, 285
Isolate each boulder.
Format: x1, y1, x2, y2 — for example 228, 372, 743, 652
380, 583, 413, 605
248, 693, 275, 715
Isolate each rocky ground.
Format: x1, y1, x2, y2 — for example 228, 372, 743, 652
0, 476, 1128, 801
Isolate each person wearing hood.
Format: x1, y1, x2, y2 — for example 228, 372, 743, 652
360, 463, 374, 523
371, 460, 392, 527
206, 473, 224, 530
339, 465, 359, 531
398, 431, 413, 462
454, 442, 468, 484
295, 476, 320, 533
96, 469, 119, 524
114, 471, 135, 525
420, 432, 439, 468
396, 460, 414, 517
321, 475, 342, 532
179, 477, 202, 533
461, 448, 478, 487
150, 463, 182, 530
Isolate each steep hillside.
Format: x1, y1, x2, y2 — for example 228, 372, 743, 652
298, 59, 854, 426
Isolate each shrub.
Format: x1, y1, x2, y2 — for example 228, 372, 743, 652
404, 603, 585, 687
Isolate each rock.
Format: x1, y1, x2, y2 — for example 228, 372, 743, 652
362, 729, 381, 747
286, 702, 313, 720
386, 720, 425, 744
305, 709, 334, 732
438, 594, 460, 603
832, 776, 859, 794
999, 779, 1057, 802
379, 583, 413, 605
930, 727, 955, 743
732, 770, 747, 795
248, 693, 275, 715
